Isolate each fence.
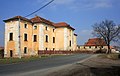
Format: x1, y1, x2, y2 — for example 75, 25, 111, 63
38, 50, 93, 55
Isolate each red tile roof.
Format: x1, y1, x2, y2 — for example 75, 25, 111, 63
54, 22, 75, 30
85, 38, 107, 46
3, 16, 31, 22
3, 16, 75, 30
30, 16, 54, 26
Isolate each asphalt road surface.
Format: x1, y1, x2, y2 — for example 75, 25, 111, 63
0, 54, 92, 76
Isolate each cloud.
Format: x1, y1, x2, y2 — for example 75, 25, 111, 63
41, 0, 113, 10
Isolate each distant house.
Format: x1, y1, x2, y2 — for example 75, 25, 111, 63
78, 38, 108, 53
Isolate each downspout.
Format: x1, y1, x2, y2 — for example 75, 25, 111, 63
18, 18, 21, 58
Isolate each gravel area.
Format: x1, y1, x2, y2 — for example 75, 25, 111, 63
44, 54, 120, 76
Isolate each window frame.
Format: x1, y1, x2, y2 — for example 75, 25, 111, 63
53, 29, 55, 32
24, 24, 28, 29
24, 47, 27, 54
53, 37, 55, 43
45, 26, 47, 30
69, 40, 71, 47
9, 33, 13, 41
24, 33, 28, 41
33, 25, 37, 30
89, 46, 91, 48
33, 35, 37, 42
45, 35, 48, 42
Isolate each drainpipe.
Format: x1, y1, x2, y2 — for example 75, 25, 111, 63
18, 18, 21, 59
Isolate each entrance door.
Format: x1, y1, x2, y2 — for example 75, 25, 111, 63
10, 50, 13, 57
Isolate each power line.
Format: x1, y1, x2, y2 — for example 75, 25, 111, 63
25, 0, 54, 17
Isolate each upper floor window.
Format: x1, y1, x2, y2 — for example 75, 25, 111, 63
9, 33, 13, 41
53, 29, 55, 32
45, 26, 47, 30
33, 35, 37, 42
24, 33, 27, 41
24, 24, 27, 29
69, 40, 71, 47
45, 35, 48, 42
24, 47, 27, 54
53, 37, 55, 43
33, 25, 37, 30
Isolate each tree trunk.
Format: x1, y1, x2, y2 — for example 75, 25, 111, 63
107, 44, 111, 54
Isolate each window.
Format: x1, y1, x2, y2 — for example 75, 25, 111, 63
45, 35, 48, 42
33, 26, 37, 29
101, 46, 103, 48
24, 24, 27, 28
84, 46, 86, 49
33, 35, 37, 42
53, 29, 54, 32
24, 47, 27, 54
89, 46, 91, 48
46, 48, 47, 51
53, 48, 55, 51
95, 46, 97, 48
9, 33, 13, 41
53, 37, 55, 43
45, 26, 47, 30
69, 40, 71, 47
24, 34, 27, 41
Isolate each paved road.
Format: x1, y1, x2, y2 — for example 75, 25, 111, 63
0, 54, 92, 76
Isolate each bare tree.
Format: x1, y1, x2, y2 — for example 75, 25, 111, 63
92, 20, 120, 53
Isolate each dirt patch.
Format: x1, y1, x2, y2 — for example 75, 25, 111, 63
45, 55, 120, 76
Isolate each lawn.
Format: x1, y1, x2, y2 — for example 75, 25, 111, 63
0, 54, 67, 64
0, 55, 54, 64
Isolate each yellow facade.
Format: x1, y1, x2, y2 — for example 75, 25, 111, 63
4, 16, 77, 58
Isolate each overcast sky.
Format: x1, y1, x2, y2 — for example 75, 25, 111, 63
0, 0, 120, 46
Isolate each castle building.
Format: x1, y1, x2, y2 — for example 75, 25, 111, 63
3, 16, 77, 58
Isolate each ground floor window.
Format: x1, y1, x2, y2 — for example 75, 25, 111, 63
89, 46, 91, 48
95, 46, 97, 48
24, 47, 27, 54
46, 48, 47, 51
